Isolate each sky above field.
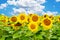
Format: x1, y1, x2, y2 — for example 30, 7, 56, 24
0, 0, 60, 16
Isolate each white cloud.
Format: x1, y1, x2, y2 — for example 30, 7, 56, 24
11, 8, 27, 15
0, 3, 7, 9
42, 11, 58, 15
7, 0, 17, 5
13, 8, 26, 13
7, 0, 45, 15
36, 0, 46, 4
56, 0, 60, 2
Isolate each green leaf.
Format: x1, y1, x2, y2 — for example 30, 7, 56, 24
5, 36, 13, 40
25, 31, 33, 36
13, 31, 22, 38
0, 36, 5, 40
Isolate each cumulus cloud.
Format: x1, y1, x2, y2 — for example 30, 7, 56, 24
7, 0, 17, 5
56, 0, 60, 2
35, 0, 46, 4
42, 11, 58, 15
0, 3, 7, 9
7, 0, 45, 15
12, 8, 26, 15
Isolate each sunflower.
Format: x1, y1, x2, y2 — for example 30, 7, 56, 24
9, 16, 18, 23
27, 13, 33, 23
0, 15, 3, 20
43, 14, 48, 18
27, 14, 32, 23
28, 13, 33, 16
49, 15, 54, 20
30, 14, 40, 23
0, 16, 8, 26
28, 22, 38, 32
57, 16, 60, 22
18, 13, 28, 23
1, 16, 8, 25
41, 17, 53, 30
12, 22, 22, 30
27, 17, 30, 23
7, 23, 12, 26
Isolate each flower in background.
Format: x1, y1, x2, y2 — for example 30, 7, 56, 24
43, 14, 48, 18
57, 16, 60, 22
9, 16, 18, 23
49, 14, 54, 20
1, 15, 8, 26
12, 22, 22, 30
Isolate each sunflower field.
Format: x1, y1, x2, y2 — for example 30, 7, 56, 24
0, 13, 60, 40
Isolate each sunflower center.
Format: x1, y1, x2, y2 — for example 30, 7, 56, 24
20, 15, 25, 20
14, 22, 22, 26
49, 16, 52, 18
2, 20, 6, 23
8, 23, 11, 25
4, 16, 6, 18
32, 15, 38, 22
29, 14, 32, 16
59, 18, 60, 20
11, 17, 17, 22
43, 19, 51, 26
49, 16, 54, 20
28, 18, 30, 22
30, 24, 36, 29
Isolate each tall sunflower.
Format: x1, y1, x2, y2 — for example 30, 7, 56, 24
12, 22, 22, 30
41, 17, 53, 30
18, 13, 28, 23
28, 22, 38, 32
30, 14, 40, 23
9, 16, 18, 23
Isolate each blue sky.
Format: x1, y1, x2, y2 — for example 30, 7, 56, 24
43, 0, 60, 13
0, 0, 60, 16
